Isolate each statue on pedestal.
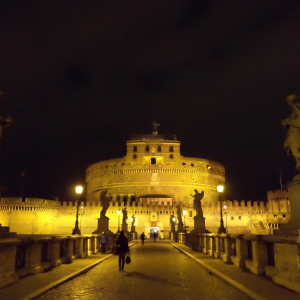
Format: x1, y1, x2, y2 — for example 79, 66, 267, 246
176, 205, 182, 223
282, 94, 300, 170
131, 215, 135, 226
191, 189, 204, 216
100, 190, 109, 217
122, 208, 128, 223
93, 190, 111, 234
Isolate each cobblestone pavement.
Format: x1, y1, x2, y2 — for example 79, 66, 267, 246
37, 240, 250, 300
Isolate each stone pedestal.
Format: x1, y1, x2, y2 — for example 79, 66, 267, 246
177, 221, 184, 233
191, 215, 208, 233
277, 174, 300, 235
93, 216, 109, 234
121, 222, 129, 233
130, 225, 136, 233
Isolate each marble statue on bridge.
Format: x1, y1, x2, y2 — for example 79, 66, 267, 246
282, 94, 300, 171
191, 189, 204, 217
100, 190, 109, 217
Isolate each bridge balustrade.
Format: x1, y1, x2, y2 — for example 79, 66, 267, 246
0, 234, 111, 289
174, 231, 300, 294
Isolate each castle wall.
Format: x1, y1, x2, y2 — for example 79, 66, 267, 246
0, 196, 290, 236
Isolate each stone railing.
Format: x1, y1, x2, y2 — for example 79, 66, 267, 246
0, 233, 119, 289
176, 231, 300, 294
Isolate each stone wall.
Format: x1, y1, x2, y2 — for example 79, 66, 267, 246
0, 197, 291, 236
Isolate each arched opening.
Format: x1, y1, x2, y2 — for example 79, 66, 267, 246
149, 226, 160, 239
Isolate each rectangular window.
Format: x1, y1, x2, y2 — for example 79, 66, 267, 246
133, 146, 137, 152
169, 146, 174, 152
238, 216, 242, 220
145, 146, 150, 152
170, 154, 173, 159
231, 216, 234, 220
157, 145, 161, 152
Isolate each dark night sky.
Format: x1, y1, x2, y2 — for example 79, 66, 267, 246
1, 0, 300, 201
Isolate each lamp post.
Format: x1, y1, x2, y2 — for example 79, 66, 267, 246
217, 184, 226, 234
172, 217, 176, 232
223, 204, 228, 232
79, 206, 85, 230
72, 185, 83, 235
117, 209, 121, 232
183, 210, 187, 232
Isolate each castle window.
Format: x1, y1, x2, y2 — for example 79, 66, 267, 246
191, 163, 194, 167
151, 157, 156, 164
133, 154, 137, 159
182, 162, 186, 165
133, 146, 137, 152
158, 145, 161, 152
170, 146, 174, 152
238, 216, 242, 220
145, 145, 150, 152
231, 217, 234, 220
170, 154, 173, 159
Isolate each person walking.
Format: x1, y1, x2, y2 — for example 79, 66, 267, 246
115, 230, 129, 271
100, 231, 107, 254
153, 231, 157, 242
140, 232, 145, 245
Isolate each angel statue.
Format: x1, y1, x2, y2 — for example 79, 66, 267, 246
131, 215, 135, 226
282, 94, 300, 170
191, 189, 204, 216
100, 190, 109, 217
122, 207, 128, 222
151, 121, 160, 132
176, 205, 183, 223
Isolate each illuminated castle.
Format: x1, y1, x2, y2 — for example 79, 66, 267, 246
86, 127, 225, 207
0, 128, 290, 236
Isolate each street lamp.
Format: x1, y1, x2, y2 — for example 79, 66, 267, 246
72, 185, 83, 235
79, 206, 85, 230
217, 184, 226, 234
223, 205, 228, 232
183, 210, 187, 232
117, 209, 121, 232
171, 216, 176, 232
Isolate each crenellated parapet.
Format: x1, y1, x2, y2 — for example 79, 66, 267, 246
0, 197, 60, 212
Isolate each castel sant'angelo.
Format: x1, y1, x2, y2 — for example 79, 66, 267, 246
0, 124, 289, 237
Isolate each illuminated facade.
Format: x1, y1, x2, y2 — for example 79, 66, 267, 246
0, 133, 290, 236
86, 133, 225, 206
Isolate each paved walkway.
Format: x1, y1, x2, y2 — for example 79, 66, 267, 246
0, 240, 299, 300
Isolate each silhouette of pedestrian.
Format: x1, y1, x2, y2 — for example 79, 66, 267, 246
115, 230, 129, 271
140, 232, 145, 245
100, 231, 107, 254
153, 231, 157, 242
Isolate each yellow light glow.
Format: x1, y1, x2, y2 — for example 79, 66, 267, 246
75, 185, 83, 194
217, 184, 224, 193
183, 210, 187, 215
